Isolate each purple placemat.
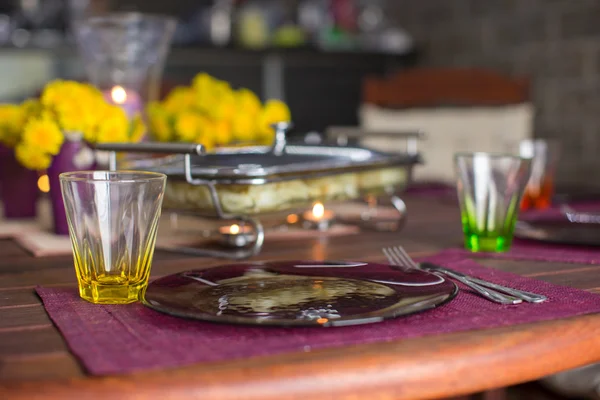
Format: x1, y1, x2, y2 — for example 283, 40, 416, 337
36, 256, 600, 376
440, 242, 600, 264
406, 181, 457, 203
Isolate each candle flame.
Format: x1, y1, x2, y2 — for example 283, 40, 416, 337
37, 174, 50, 193
312, 202, 325, 219
229, 224, 240, 234
110, 85, 127, 104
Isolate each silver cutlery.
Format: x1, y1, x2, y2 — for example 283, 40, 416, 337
420, 262, 547, 303
383, 246, 547, 304
561, 204, 600, 224
382, 247, 520, 304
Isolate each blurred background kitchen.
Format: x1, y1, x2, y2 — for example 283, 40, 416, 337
0, 0, 596, 190
0, 0, 416, 134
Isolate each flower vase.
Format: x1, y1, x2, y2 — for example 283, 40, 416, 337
0, 144, 39, 219
47, 135, 96, 235
75, 12, 176, 125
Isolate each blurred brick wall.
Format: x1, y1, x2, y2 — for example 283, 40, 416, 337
390, 0, 600, 188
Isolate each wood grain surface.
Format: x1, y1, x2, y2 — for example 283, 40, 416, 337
1, 196, 600, 400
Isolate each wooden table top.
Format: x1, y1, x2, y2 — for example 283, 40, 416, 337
1, 195, 600, 400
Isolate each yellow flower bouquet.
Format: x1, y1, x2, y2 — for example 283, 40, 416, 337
0, 80, 145, 171
0, 79, 146, 234
146, 73, 291, 150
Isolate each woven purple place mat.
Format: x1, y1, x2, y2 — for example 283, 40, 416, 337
440, 242, 600, 264
405, 181, 458, 203
36, 255, 600, 376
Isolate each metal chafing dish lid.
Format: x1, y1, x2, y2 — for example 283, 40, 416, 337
98, 142, 420, 181
95, 124, 421, 182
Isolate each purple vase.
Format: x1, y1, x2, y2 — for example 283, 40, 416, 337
0, 144, 39, 219
47, 136, 96, 235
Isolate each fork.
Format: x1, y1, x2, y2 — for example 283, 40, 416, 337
561, 204, 600, 224
382, 246, 547, 304
383, 246, 547, 304
383, 246, 521, 304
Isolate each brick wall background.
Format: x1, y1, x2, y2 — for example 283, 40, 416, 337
390, 0, 600, 188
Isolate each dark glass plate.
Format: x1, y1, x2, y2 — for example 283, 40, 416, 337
515, 220, 600, 247
143, 260, 458, 327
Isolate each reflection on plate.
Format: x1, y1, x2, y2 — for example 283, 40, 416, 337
143, 260, 457, 327
515, 220, 600, 246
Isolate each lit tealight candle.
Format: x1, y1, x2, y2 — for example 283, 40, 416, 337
104, 85, 143, 119
218, 223, 256, 248
37, 174, 50, 193
302, 202, 335, 231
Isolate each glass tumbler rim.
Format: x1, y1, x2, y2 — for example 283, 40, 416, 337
454, 151, 530, 163
59, 170, 166, 184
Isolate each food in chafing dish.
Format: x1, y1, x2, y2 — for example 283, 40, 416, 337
99, 140, 419, 217
162, 167, 408, 215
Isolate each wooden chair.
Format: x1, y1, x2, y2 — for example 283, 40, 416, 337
362, 67, 529, 108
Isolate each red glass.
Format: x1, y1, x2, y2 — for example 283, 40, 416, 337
518, 139, 559, 211
520, 177, 554, 210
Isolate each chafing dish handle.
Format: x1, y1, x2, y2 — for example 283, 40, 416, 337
94, 142, 205, 171
270, 121, 292, 156
94, 142, 205, 155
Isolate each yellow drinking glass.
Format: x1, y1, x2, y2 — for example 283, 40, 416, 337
59, 170, 167, 304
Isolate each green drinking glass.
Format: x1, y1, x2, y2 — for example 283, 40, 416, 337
454, 152, 531, 253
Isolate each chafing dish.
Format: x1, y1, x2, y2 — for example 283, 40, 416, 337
95, 124, 421, 259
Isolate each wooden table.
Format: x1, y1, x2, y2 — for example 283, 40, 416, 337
1, 195, 600, 400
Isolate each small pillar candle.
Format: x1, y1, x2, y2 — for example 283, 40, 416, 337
104, 85, 143, 119
302, 202, 335, 231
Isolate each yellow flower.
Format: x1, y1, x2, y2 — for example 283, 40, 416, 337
40, 79, 66, 107
146, 102, 173, 142
212, 119, 232, 145
14, 143, 52, 170
81, 83, 104, 100
192, 73, 216, 112
197, 127, 216, 152
20, 99, 42, 119
231, 112, 257, 143
153, 73, 291, 148
212, 90, 236, 121
96, 117, 130, 143
0, 104, 25, 147
21, 117, 64, 155
194, 91, 216, 114
213, 79, 232, 99
175, 111, 208, 142
0, 103, 24, 124
129, 114, 146, 142
41, 80, 99, 112
102, 104, 129, 126
175, 111, 197, 141
257, 99, 291, 140
192, 72, 214, 94
236, 88, 262, 115
55, 101, 98, 139
42, 81, 106, 140
163, 86, 196, 114
94, 105, 130, 143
